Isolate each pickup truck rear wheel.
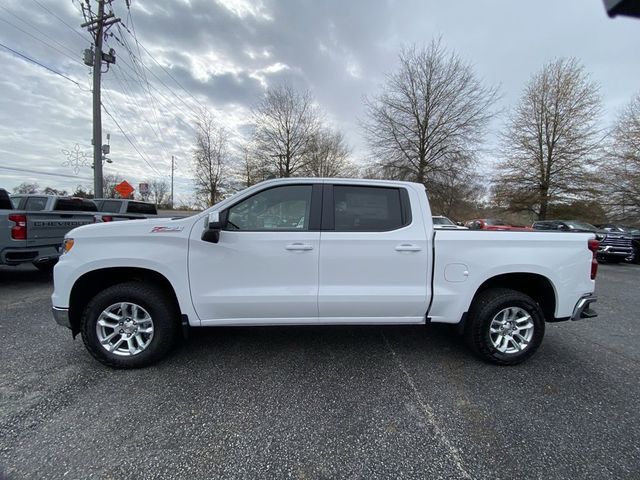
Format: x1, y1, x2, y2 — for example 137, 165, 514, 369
465, 288, 545, 365
80, 282, 179, 368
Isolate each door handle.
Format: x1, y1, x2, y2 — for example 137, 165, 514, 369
395, 243, 422, 252
285, 243, 314, 251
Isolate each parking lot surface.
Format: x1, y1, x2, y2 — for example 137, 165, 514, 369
0, 263, 639, 479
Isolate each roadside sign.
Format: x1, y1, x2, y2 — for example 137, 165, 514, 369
139, 182, 149, 194
115, 180, 134, 198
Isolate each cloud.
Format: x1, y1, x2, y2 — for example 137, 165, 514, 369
0, 0, 639, 200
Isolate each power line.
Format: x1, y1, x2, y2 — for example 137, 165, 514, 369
103, 70, 174, 167
0, 165, 93, 181
111, 58, 200, 135
0, 8, 82, 64
111, 24, 167, 148
100, 100, 166, 178
30, 0, 89, 42
113, 1, 207, 113
102, 35, 176, 172
0, 41, 85, 88
107, 34, 200, 130
118, 17, 209, 113
108, 29, 202, 125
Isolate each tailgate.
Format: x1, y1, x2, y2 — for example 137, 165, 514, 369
26, 212, 95, 246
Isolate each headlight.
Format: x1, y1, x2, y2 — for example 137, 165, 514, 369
595, 234, 605, 241
62, 238, 75, 254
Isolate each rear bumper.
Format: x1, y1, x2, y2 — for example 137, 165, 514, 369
571, 294, 597, 321
1, 245, 60, 266
52, 306, 71, 329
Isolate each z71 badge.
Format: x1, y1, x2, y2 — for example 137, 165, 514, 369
150, 226, 184, 233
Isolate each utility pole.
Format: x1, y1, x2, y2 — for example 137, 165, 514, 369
81, 1, 119, 198
171, 155, 175, 209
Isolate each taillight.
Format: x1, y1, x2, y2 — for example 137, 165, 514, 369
102, 215, 113, 222
588, 238, 599, 280
8, 214, 27, 240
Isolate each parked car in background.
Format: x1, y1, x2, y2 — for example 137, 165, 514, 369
93, 198, 158, 222
432, 215, 467, 229
1, 193, 97, 272
0, 188, 12, 210
10, 194, 98, 213
597, 224, 640, 263
532, 220, 634, 263
465, 218, 533, 231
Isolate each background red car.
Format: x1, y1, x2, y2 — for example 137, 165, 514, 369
464, 218, 533, 231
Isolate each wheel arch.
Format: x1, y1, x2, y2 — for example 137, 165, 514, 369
471, 272, 557, 322
68, 267, 181, 337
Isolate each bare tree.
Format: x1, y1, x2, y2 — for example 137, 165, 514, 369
302, 128, 355, 177
492, 58, 603, 220
13, 182, 39, 194
193, 111, 230, 208
428, 161, 486, 219
239, 143, 270, 187
148, 179, 169, 206
252, 83, 320, 178
103, 174, 124, 198
362, 39, 498, 194
72, 185, 93, 198
601, 93, 640, 223
43, 187, 68, 196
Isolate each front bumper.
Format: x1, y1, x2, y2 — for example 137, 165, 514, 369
52, 306, 71, 329
598, 246, 633, 257
571, 294, 597, 321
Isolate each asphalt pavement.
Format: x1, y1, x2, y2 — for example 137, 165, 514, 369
0, 263, 639, 479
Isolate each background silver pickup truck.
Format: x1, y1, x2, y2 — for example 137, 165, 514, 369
1, 190, 97, 272
93, 198, 158, 222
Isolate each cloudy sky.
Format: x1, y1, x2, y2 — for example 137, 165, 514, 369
0, 0, 638, 204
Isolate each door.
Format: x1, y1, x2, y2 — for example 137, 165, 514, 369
189, 184, 322, 323
318, 184, 431, 322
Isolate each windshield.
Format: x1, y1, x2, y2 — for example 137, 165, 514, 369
9, 196, 21, 209
432, 217, 455, 225
619, 225, 640, 234
485, 219, 506, 226
565, 221, 597, 231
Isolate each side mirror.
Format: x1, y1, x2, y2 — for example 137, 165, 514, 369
202, 210, 224, 243
208, 211, 223, 229
557, 224, 569, 231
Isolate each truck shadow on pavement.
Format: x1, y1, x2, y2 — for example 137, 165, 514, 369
0, 264, 52, 285
167, 323, 473, 367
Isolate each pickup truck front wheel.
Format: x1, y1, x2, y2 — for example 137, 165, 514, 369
80, 282, 179, 368
465, 288, 545, 365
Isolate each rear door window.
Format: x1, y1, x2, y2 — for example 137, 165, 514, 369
126, 202, 157, 215
8, 195, 21, 209
24, 196, 47, 211
54, 198, 98, 212
332, 186, 407, 232
100, 200, 123, 213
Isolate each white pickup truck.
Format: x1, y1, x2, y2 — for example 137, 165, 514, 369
51, 178, 599, 368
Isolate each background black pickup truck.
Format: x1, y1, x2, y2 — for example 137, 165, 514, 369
532, 220, 634, 263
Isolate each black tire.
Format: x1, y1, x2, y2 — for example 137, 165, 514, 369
465, 288, 545, 366
80, 282, 180, 368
